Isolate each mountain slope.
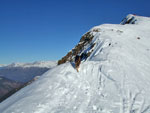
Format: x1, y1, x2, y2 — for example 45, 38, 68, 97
0, 77, 22, 103
0, 14, 150, 113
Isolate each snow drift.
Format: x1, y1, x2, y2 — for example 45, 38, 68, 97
0, 14, 150, 113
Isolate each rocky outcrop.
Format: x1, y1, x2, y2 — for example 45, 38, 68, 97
58, 32, 95, 65
120, 14, 137, 25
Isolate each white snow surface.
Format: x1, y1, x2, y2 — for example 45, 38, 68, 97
0, 14, 150, 113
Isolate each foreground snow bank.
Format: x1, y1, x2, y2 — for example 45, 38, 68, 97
1, 61, 150, 113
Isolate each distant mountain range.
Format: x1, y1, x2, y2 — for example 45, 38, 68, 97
0, 61, 57, 83
0, 64, 6, 67
0, 61, 57, 103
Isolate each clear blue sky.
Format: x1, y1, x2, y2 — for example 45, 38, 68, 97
0, 0, 150, 64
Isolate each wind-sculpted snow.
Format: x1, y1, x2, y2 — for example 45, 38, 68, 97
0, 14, 150, 113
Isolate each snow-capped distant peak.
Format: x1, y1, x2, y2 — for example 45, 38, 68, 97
0, 61, 57, 82
5, 61, 57, 68
0, 64, 6, 67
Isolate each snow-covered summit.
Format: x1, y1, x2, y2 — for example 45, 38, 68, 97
0, 14, 150, 113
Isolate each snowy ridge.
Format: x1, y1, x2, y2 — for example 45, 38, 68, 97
0, 14, 150, 113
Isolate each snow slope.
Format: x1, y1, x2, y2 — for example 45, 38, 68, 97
0, 14, 150, 113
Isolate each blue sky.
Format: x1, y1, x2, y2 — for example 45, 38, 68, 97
0, 0, 150, 64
